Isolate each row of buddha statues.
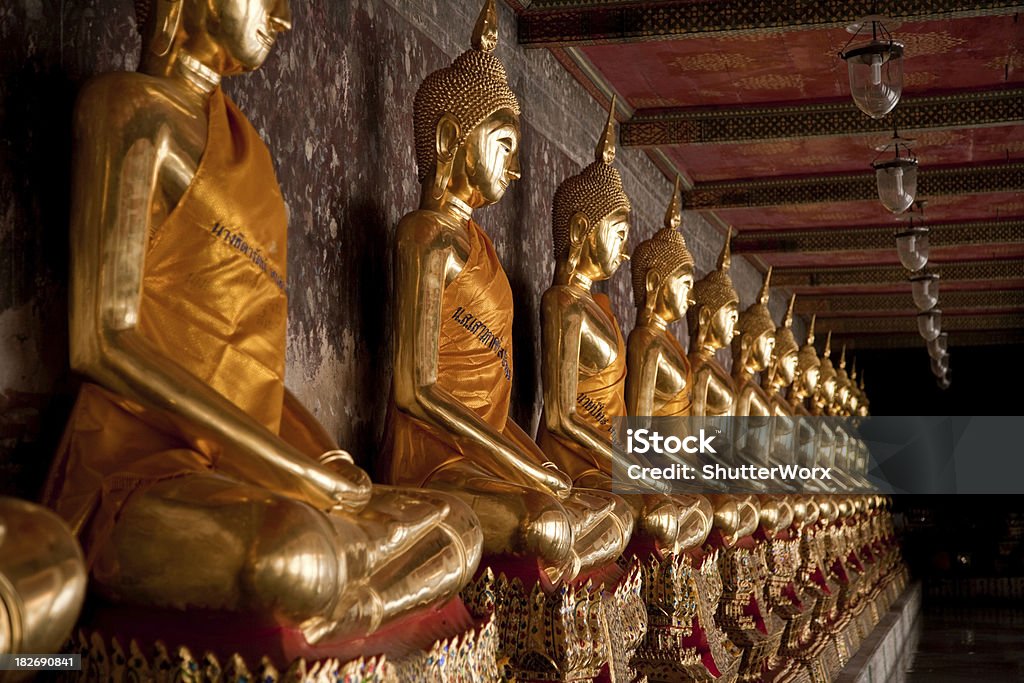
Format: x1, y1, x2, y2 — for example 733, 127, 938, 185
0, 0, 907, 681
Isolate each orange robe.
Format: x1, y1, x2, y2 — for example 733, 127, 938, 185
381, 219, 543, 486
44, 88, 321, 564
658, 330, 693, 417
536, 293, 626, 483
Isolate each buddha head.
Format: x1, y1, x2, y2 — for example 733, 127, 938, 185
687, 229, 739, 355
816, 331, 837, 410
792, 314, 822, 401
414, 0, 521, 210
767, 294, 799, 392
135, 0, 292, 76
834, 347, 852, 414
732, 267, 776, 377
552, 98, 631, 283
631, 178, 695, 324
857, 372, 870, 417
845, 359, 862, 415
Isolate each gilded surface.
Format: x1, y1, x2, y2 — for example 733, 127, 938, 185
43, 0, 482, 644
382, 0, 631, 586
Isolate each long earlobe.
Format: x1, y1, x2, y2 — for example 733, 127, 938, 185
644, 270, 661, 314
432, 114, 460, 200
151, 0, 184, 57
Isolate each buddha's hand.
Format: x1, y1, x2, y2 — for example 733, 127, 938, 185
540, 461, 573, 499
318, 450, 373, 512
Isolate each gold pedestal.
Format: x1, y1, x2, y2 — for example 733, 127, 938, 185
63, 615, 499, 683
631, 550, 740, 682
462, 566, 644, 682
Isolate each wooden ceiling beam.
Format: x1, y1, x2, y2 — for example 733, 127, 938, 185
813, 312, 1023, 335
796, 289, 1024, 315
829, 329, 1024, 348
621, 87, 1024, 147
732, 218, 1024, 254
683, 161, 1024, 209
517, 0, 1023, 48
771, 259, 1024, 288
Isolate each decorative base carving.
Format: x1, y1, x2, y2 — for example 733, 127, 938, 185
462, 568, 619, 682
629, 549, 740, 682
61, 614, 498, 683
604, 558, 648, 683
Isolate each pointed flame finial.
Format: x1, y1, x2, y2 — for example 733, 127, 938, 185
596, 94, 617, 165
664, 175, 682, 230
839, 344, 847, 369
757, 267, 772, 306
782, 292, 795, 328
860, 371, 866, 391
823, 330, 832, 358
717, 227, 732, 271
806, 314, 816, 345
472, 0, 499, 53
850, 357, 858, 380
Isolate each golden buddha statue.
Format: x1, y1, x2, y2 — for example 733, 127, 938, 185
624, 181, 735, 683
833, 346, 853, 417
44, 0, 482, 644
789, 315, 821, 414
731, 267, 776, 475
790, 316, 822, 481
687, 229, 739, 418
856, 372, 870, 417
382, 0, 631, 585
812, 331, 837, 416
764, 293, 799, 414
535, 110, 693, 555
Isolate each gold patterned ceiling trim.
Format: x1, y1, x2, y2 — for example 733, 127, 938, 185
683, 162, 1024, 210
621, 87, 1024, 146
517, 0, 1023, 47
771, 259, 1024, 287
798, 289, 1024, 314
819, 313, 1023, 335
732, 219, 1024, 254
830, 329, 1024, 349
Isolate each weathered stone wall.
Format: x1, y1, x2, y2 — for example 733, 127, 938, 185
0, 0, 801, 495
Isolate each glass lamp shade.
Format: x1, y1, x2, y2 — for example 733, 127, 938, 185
937, 373, 951, 390
927, 332, 948, 361
930, 353, 949, 377
910, 272, 940, 311
842, 41, 905, 119
895, 226, 930, 271
917, 309, 942, 341
874, 158, 918, 214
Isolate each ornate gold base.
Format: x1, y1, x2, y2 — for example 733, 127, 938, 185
631, 550, 740, 683
462, 566, 644, 682
61, 616, 499, 683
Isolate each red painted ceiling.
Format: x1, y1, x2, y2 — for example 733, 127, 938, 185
557, 7, 1024, 347
667, 125, 1024, 182
713, 192, 1024, 231
582, 15, 1024, 109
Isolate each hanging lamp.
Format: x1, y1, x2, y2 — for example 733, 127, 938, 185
873, 123, 918, 214
840, 15, 905, 119
910, 271, 940, 311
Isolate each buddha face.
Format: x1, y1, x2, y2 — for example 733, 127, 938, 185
456, 108, 521, 207
750, 331, 776, 372
707, 301, 739, 350
819, 375, 837, 404
836, 382, 851, 408
587, 207, 630, 279
799, 366, 820, 396
204, 0, 292, 71
655, 265, 695, 323
776, 349, 798, 386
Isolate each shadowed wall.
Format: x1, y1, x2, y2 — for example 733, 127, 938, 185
0, 0, 796, 494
